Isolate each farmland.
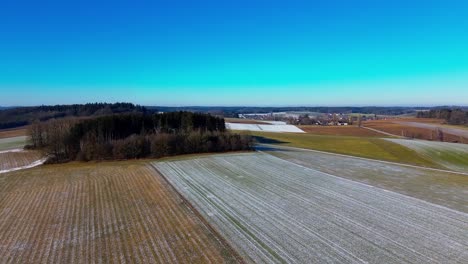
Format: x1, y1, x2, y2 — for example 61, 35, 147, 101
385, 138, 468, 173
0, 127, 27, 139
265, 146, 468, 212
249, 131, 439, 168
299, 125, 384, 137
154, 153, 468, 263
398, 121, 468, 139
363, 119, 468, 143
0, 150, 44, 173
0, 136, 28, 151
224, 118, 267, 124
226, 123, 305, 133
0, 162, 240, 263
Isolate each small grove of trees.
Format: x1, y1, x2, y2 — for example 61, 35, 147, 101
417, 109, 468, 125
28, 112, 253, 162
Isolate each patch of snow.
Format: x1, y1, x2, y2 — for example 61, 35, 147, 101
0, 157, 47, 174
226, 123, 305, 133
0, 148, 23, 154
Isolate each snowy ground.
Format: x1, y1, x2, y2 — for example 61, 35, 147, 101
385, 138, 468, 172
0, 157, 47, 174
154, 153, 468, 263
264, 145, 468, 212
226, 123, 304, 133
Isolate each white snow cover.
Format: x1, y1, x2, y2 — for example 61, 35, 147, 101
154, 153, 468, 263
0, 157, 47, 174
385, 138, 468, 172
0, 148, 23, 154
226, 122, 304, 133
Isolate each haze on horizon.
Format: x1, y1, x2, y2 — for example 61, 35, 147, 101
1, 0, 468, 107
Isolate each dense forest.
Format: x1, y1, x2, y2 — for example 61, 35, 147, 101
417, 109, 468, 125
28, 112, 253, 162
0, 102, 147, 129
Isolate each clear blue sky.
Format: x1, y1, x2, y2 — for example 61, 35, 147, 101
1, 0, 467, 106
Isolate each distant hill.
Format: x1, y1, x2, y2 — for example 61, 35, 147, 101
0, 103, 148, 129
150, 106, 468, 117
0, 106, 18, 110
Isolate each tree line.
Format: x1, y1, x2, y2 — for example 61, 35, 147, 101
28, 112, 253, 162
0, 102, 147, 129
153, 106, 433, 117
417, 109, 468, 125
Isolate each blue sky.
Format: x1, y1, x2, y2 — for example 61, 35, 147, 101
1, 0, 468, 106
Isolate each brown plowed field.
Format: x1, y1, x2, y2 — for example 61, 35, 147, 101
299, 125, 384, 137
0, 162, 240, 263
0, 127, 28, 139
364, 119, 468, 143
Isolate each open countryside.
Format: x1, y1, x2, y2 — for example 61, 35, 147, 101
1, 105, 468, 263
0, 161, 241, 263
2, 0, 468, 263
154, 153, 468, 263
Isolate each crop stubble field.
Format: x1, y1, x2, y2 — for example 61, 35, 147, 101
0, 162, 240, 263
155, 153, 468, 263
299, 125, 384, 137
364, 119, 468, 143
0, 150, 43, 172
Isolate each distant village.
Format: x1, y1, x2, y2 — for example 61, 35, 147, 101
238, 112, 378, 126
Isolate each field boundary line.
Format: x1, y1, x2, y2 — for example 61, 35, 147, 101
361, 126, 406, 138
149, 164, 247, 264
259, 143, 468, 176
258, 151, 468, 217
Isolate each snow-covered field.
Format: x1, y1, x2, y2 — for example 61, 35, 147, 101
154, 153, 468, 263
265, 146, 468, 212
385, 138, 468, 172
226, 122, 304, 133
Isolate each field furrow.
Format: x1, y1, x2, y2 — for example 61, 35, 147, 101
0, 162, 240, 263
0, 150, 43, 172
266, 147, 468, 213
154, 153, 468, 264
